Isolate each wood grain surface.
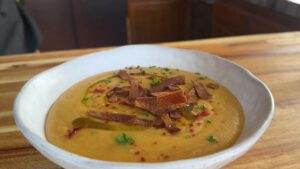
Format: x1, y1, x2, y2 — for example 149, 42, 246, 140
0, 32, 300, 169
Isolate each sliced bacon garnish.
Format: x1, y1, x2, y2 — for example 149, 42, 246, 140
150, 76, 185, 92
107, 86, 130, 98
116, 70, 148, 103
118, 70, 135, 81
186, 88, 198, 104
169, 111, 182, 120
161, 114, 180, 134
128, 80, 148, 101
193, 81, 211, 99
106, 86, 132, 105
87, 111, 165, 128
135, 90, 187, 115
153, 90, 187, 111
135, 97, 159, 115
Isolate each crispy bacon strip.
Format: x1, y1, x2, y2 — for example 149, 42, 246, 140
135, 90, 187, 115
87, 111, 164, 128
193, 81, 211, 99
161, 114, 180, 134
169, 111, 182, 120
150, 76, 185, 92
134, 97, 159, 115
186, 88, 198, 104
118, 70, 135, 81
117, 70, 148, 102
106, 86, 132, 105
129, 80, 148, 101
153, 90, 187, 111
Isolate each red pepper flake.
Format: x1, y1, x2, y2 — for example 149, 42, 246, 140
191, 134, 196, 137
201, 111, 210, 116
160, 153, 164, 157
105, 104, 110, 107
164, 155, 169, 159
189, 123, 194, 127
162, 132, 166, 136
189, 128, 194, 133
65, 127, 81, 139
153, 141, 157, 145
134, 151, 140, 155
140, 157, 145, 162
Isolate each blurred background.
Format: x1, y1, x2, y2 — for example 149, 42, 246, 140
1, 0, 300, 55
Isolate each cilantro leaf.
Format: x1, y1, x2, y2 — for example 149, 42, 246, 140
149, 76, 161, 87
206, 119, 212, 124
207, 135, 218, 144
116, 133, 135, 145
194, 104, 205, 112
81, 97, 90, 105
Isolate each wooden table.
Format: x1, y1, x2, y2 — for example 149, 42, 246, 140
0, 32, 300, 169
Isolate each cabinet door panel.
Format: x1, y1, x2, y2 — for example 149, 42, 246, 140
72, 0, 127, 48
127, 0, 190, 43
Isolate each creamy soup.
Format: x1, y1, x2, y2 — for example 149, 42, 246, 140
45, 66, 244, 162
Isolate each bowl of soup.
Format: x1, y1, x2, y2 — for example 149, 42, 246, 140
13, 45, 274, 169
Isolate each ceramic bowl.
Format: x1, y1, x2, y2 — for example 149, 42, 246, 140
13, 45, 274, 169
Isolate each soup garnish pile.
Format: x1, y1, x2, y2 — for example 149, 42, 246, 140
46, 66, 244, 162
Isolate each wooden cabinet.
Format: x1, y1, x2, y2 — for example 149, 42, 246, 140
127, 0, 190, 43
212, 0, 300, 37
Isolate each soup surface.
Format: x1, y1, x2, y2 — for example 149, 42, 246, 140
46, 66, 244, 162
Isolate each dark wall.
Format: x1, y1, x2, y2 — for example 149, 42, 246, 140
25, 0, 300, 52
26, 0, 77, 51
26, 0, 127, 51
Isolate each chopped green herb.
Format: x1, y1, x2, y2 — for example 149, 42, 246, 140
194, 104, 205, 112
81, 97, 90, 105
116, 133, 135, 145
149, 76, 161, 87
206, 120, 212, 124
198, 76, 207, 80
149, 66, 156, 69
207, 135, 218, 144
194, 72, 200, 75
163, 68, 170, 71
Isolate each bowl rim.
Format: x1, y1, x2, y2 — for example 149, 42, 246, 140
13, 45, 275, 167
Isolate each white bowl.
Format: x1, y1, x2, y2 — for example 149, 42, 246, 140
13, 45, 274, 169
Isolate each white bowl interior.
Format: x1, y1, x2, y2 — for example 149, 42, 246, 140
14, 45, 274, 169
